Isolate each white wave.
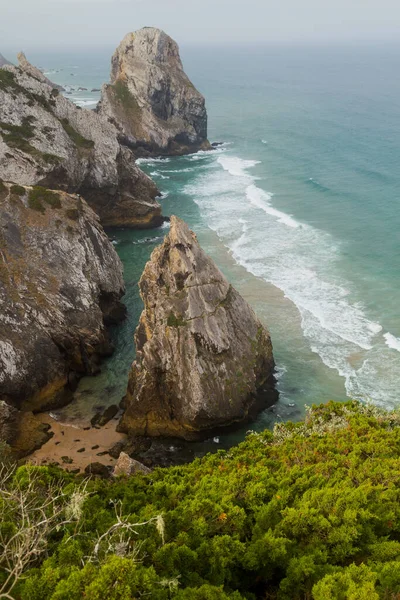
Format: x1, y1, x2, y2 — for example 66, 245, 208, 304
111, 240, 119, 246
136, 157, 171, 165
246, 184, 299, 228
161, 220, 171, 229
184, 151, 391, 404
384, 332, 400, 352
150, 171, 170, 179
74, 99, 98, 107
261, 139, 268, 144
217, 155, 260, 178
159, 191, 169, 199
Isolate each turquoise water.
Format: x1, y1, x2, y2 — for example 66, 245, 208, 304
36, 44, 400, 434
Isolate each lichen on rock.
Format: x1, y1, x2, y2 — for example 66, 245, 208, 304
118, 216, 277, 440
98, 27, 211, 156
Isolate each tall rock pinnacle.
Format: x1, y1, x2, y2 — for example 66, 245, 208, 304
98, 27, 211, 156
118, 216, 277, 440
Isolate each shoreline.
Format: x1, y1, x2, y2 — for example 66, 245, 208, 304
27, 413, 125, 472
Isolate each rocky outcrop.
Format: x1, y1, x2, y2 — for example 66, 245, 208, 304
0, 180, 125, 415
17, 52, 64, 91
0, 54, 12, 68
0, 65, 162, 228
118, 216, 276, 440
113, 452, 151, 476
98, 28, 210, 156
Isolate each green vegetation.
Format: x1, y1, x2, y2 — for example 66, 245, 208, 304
167, 312, 187, 327
111, 79, 142, 124
28, 186, 62, 213
1, 401, 400, 599
10, 184, 26, 196
0, 69, 20, 93
0, 117, 61, 165
60, 118, 94, 150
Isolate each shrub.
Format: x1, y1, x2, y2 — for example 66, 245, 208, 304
28, 186, 61, 212
11, 402, 400, 599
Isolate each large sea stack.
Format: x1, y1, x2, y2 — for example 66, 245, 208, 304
0, 63, 161, 227
0, 180, 125, 417
118, 216, 276, 440
98, 27, 211, 156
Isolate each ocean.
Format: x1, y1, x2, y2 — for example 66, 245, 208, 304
26, 43, 400, 445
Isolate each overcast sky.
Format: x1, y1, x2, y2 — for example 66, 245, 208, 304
1, 0, 400, 54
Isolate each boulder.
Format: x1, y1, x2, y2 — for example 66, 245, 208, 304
118, 216, 277, 440
98, 27, 211, 156
113, 452, 151, 476
0, 65, 162, 228
0, 181, 125, 413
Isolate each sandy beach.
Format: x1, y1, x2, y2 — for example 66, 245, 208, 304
27, 412, 125, 472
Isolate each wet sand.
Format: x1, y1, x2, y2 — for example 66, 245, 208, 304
27, 412, 125, 472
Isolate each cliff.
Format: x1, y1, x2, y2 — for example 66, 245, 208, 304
0, 180, 125, 418
17, 52, 65, 91
118, 216, 276, 440
0, 65, 162, 228
98, 28, 210, 156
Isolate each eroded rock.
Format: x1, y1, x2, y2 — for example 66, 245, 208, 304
113, 451, 151, 476
98, 27, 210, 156
17, 52, 64, 91
0, 181, 125, 412
118, 216, 277, 440
0, 65, 162, 228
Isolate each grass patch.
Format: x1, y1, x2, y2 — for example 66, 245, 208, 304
10, 184, 25, 196
28, 186, 61, 213
60, 118, 94, 150
167, 312, 187, 328
111, 79, 142, 122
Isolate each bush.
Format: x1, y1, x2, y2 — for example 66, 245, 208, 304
28, 186, 61, 212
9, 401, 400, 599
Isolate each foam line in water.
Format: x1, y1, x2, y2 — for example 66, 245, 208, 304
384, 332, 400, 352
217, 156, 260, 177
136, 157, 171, 165
184, 151, 392, 404
150, 171, 170, 179
246, 184, 299, 228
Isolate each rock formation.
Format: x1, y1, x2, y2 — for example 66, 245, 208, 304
98, 27, 210, 156
17, 52, 64, 91
113, 452, 151, 476
0, 65, 162, 228
118, 216, 276, 440
0, 180, 125, 417
0, 53, 12, 68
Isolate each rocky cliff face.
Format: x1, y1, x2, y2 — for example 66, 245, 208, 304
119, 216, 276, 440
98, 28, 210, 156
0, 180, 125, 415
17, 52, 64, 91
0, 65, 162, 227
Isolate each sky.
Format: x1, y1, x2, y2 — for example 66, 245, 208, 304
1, 0, 400, 54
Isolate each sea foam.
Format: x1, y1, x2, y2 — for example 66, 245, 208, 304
384, 332, 400, 352
184, 150, 392, 405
